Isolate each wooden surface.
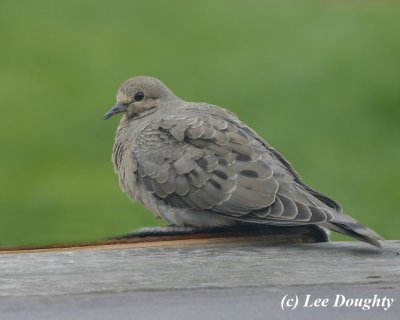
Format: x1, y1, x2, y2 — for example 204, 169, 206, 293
0, 239, 399, 320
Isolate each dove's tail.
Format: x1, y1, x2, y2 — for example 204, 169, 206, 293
324, 214, 384, 248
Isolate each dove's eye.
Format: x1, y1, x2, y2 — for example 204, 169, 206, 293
134, 92, 144, 102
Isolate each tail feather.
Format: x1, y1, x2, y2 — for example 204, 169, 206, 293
324, 219, 383, 248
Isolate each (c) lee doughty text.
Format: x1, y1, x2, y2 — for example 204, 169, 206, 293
281, 294, 394, 311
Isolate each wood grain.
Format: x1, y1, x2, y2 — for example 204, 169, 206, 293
0, 240, 398, 297
1, 239, 399, 320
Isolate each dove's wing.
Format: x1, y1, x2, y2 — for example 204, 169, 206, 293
132, 105, 336, 225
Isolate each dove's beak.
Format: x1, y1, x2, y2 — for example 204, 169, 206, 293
103, 103, 128, 120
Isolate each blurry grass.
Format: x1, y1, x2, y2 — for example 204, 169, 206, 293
0, 0, 399, 247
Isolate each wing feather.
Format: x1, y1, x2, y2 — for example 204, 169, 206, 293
133, 110, 337, 226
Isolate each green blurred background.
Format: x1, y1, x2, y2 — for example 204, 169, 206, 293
0, 0, 399, 247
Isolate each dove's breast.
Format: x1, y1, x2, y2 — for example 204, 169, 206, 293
112, 119, 150, 202
112, 119, 200, 216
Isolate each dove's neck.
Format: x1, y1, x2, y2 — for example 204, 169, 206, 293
117, 96, 184, 128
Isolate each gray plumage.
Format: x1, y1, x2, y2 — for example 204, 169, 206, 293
104, 76, 383, 247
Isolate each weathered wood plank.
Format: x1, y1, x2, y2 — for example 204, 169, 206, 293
0, 241, 398, 297
0, 240, 398, 320
0, 285, 398, 320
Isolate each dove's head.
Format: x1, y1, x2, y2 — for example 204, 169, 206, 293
104, 76, 177, 120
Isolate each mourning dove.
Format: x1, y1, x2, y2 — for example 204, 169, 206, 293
104, 76, 383, 247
